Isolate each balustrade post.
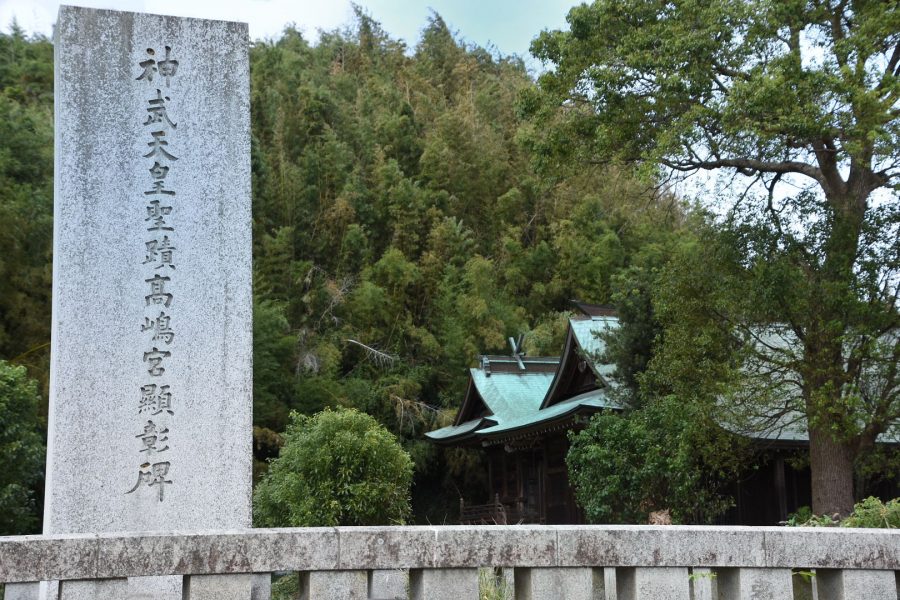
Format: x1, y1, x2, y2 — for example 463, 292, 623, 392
817, 569, 898, 600
409, 568, 478, 600
58, 579, 127, 599
183, 574, 253, 600
2, 583, 39, 600
715, 568, 794, 600
299, 570, 367, 600
251, 574, 272, 600
368, 570, 407, 600
514, 567, 604, 600
616, 567, 690, 600
125, 575, 181, 599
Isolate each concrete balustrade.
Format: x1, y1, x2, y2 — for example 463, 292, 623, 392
1, 526, 898, 599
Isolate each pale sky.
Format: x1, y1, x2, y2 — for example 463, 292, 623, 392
1, 0, 582, 70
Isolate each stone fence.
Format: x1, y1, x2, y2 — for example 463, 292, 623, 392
1, 525, 898, 599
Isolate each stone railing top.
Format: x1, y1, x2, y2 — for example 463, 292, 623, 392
1, 525, 898, 583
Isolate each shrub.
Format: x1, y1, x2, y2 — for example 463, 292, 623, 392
567, 398, 741, 524
784, 497, 899, 528
253, 407, 413, 527
842, 497, 900, 529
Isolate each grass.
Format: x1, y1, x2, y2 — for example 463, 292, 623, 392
480, 567, 512, 600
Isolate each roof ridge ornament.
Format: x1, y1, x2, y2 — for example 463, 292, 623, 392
508, 336, 526, 370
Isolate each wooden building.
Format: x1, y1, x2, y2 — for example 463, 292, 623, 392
427, 304, 620, 524
428, 303, 896, 525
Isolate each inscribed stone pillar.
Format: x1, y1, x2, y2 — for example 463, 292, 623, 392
42, 4, 251, 597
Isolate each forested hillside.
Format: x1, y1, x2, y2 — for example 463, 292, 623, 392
0, 11, 690, 524
245, 12, 693, 518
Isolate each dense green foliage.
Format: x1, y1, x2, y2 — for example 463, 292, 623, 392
244, 10, 688, 519
567, 397, 748, 524
842, 497, 900, 528
0, 26, 53, 399
0, 23, 51, 539
534, 0, 900, 515
253, 408, 413, 526
0, 360, 45, 535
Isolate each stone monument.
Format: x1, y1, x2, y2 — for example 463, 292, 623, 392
7, 5, 253, 599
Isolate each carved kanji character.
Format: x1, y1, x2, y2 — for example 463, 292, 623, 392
136, 48, 157, 83
157, 46, 179, 87
143, 237, 176, 269
135, 419, 169, 453
143, 346, 171, 376
144, 131, 178, 161
145, 274, 173, 308
144, 89, 177, 128
125, 461, 172, 501
145, 161, 175, 196
145, 200, 174, 232
142, 312, 175, 344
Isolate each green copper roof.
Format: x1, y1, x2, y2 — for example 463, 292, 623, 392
427, 313, 625, 445
425, 417, 486, 441
470, 368, 556, 422
477, 389, 619, 437
724, 410, 900, 444
425, 367, 556, 443
570, 315, 619, 383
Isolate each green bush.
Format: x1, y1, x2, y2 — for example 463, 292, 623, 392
253, 407, 413, 527
785, 497, 899, 528
842, 497, 900, 529
567, 398, 741, 524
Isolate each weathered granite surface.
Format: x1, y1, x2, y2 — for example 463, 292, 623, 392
409, 568, 478, 600
183, 575, 252, 600
368, 569, 408, 599
1, 526, 899, 583
817, 568, 898, 599
49, 4, 251, 535
299, 571, 367, 600
515, 567, 603, 600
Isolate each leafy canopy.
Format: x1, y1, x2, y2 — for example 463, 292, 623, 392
530, 0, 899, 192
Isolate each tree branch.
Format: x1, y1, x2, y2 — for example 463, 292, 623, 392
885, 42, 900, 83
661, 156, 825, 186
828, 0, 849, 69
811, 139, 848, 196
712, 61, 749, 81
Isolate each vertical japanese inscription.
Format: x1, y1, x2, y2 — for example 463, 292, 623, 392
127, 46, 179, 502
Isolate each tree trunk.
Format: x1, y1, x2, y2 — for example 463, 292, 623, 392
808, 425, 855, 517
803, 187, 867, 518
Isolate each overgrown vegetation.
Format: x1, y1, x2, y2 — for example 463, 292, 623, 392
785, 497, 900, 528
567, 399, 749, 524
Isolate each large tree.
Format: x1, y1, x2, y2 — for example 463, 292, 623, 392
530, 0, 900, 515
